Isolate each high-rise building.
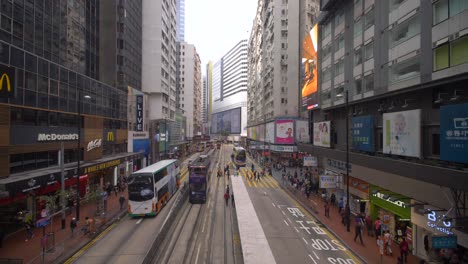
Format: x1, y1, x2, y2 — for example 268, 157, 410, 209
0, 1, 142, 234
99, 0, 142, 92
179, 42, 202, 139
176, 0, 185, 41
142, 0, 177, 160
211, 40, 248, 140
298, 0, 468, 258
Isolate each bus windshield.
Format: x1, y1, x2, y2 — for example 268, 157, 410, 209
236, 150, 246, 161
127, 173, 154, 201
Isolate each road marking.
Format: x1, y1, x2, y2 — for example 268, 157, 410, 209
281, 210, 286, 216
308, 254, 318, 264
195, 244, 201, 264
272, 202, 276, 207
283, 219, 289, 226
313, 251, 320, 259
136, 218, 143, 225
287, 218, 292, 223
202, 210, 208, 233
258, 181, 264, 188
302, 237, 309, 245
294, 227, 299, 233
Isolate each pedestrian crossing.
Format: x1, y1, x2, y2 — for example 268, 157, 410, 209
239, 168, 280, 189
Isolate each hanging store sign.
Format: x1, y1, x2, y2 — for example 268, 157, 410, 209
319, 175, 337, 188
303, 156, 318, 167
87, 139, 102, 152
440, 103, 468, 164
432, 236, 457, 249
0, 65, 15, 98
136, 95, 144, 131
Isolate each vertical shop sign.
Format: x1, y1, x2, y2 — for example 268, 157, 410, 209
136, 95, 143, 131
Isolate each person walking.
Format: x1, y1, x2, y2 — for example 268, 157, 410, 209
375, 217, 381, 240
354, 216, 364, 245
400, 237, 409, 263
119, 195, 126, 210
70, 217, 77, 237
384, 230, 393, 256
338, 198, 344, 213
226, 185, 230, 195
24, 220, 33, 242
330, 193, 336, 207
324, 201, 330, 217
365, 215, 373, 237
224, 191, 230, 206
231, 193, 234, 206
251, 163, 255, 172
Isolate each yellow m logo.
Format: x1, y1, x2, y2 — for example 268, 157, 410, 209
107, 131, 114, 141
0, 73, 11, 92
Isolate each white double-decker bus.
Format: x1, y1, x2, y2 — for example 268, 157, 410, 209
127, 159, 180, 217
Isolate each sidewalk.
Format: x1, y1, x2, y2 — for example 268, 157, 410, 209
258, 161, 423, 264
0, 191, 127, 264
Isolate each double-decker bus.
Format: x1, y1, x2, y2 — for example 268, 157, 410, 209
188, 150, 213, 203
233, 147, 247, 168
127, 159, 180, 217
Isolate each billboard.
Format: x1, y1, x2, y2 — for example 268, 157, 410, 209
301, 24, 319, 110
440, 103, 468, 163
383, 109, 421, 158
258, 124, 265, 142
320, 175, 337, 189
303, 156, 318, 167
295, 120, 310, 143
313, 121, 331, 147
352, 116, 374, 152
275, 120, 294, 144
211, 107, 241, 134
266, 122, 275, 143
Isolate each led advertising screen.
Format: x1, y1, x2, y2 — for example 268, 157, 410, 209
383, 109, 421, 158
295, 120, 310, 143
301, 24, 319, 111
275, 120, 294, 144
440, 103, 468, 163
313, 121, 331, 148
266, 122, 275, 143
211, 107, 241, 134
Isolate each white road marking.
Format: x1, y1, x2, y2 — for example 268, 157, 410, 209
294, 227, 299, 233
195, 244, 201, 264
283, 219, 289, 226
287, 218, 292, 223
309, 254, 318, 264
202, 213, 207, 233
272, 202, 276, 207
136, 218, 143, 225
281, 210, 286, 216
313, 251, 320, 259
310, 199, 318, 206
302, 237, 309, 245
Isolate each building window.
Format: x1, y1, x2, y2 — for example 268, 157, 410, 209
335, 11, 344, 26
322, 67, 331, 82
433, 43, 449, 71
322, 44, 331, 59
451, 35, 468, 66
390, 0, 406, 11
335, 34, 344, 52
322, 91, 331, 101
449, 0, 468, 17
364, 74, 374, 92
365, 8, 374, 29
433, 0, 449, 24
389, 55, 420, 83
335, 86, 344, 98
354, 18, 363, 37
335, 60, 344, 75
364, 41, 373, 60
355, 78, 362, 94
432, 133, 440, 155
390, 14, 420, 48
323, 22, 331, 38
354, 47, 362, 65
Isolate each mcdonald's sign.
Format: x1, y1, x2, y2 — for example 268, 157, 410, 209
107, 131, 115, 141
0, 65, 15, 99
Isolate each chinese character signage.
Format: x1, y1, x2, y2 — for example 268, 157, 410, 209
319, 175, 337, 188
136, 95, 143, 131
432, 236, 457, 249
303, 156, 317, 167
383, 109, 421, 158
313, 121, 330, 148
352, 115, 374, 152
295, 120, 310, 143
440, 103, 468, 164
276, 120, 294, 144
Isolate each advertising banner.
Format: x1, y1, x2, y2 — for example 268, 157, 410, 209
383, 109, 421, 158
211, 107, 241, 134
313, 121, 331, 147
133, 139, 150, 156
440, 103, 468, 163
352, 115, 374, 152
301, 24, 319, 110
275, 120, 294, 144
258, 124, 265, 142
320, 175, 337, 189
295, 120, 310, 143
266, 122, 275, 143
136, 95, 143, 131
303, 156, 318, 167
252, 126, 258, 140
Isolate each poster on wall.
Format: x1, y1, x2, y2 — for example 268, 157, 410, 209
319, 175, 337, 188
275, 120, 294, 144
266, 122, 275, 143
313, 121, 331, 147
252, 126, 257, 140
258, 124, 265, 142
352, 115, 374, 152
440, 103, 468, 163
301, 24, 319, 111
303, 156, 317, 167
295, 120, 310, 143
383, 109, 421, 158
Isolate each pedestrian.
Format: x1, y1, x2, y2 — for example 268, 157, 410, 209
82, 217, 90, 235
365, 215, 373, 237
119, 195, 125, 210
375, 217, 381, 240
224, 191, 230, 206
338, 198, 344, 213
384, 230, 393, 256
377, 235, 384, 257
354, 216, 364, 245
25, 220, 33, 242
251, 163, 255, 172
226, 185, 230, 195
400, 237, 409, 263
231, 193, 234, 205
330, 193, 336, 207
114, 186, 118, 197
70, 217, 77, 237
324, 201, 330, 217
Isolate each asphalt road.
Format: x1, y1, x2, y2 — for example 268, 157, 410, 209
239, 157, 363, 264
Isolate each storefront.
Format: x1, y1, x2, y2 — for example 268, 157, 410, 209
348, 177, 370, 216
370, 185, 412, 243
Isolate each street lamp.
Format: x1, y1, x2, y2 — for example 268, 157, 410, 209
337, 90, 350, 232
76, 91, 91, 221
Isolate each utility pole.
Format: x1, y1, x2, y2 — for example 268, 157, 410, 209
60, 142, 65, 229
345, 90, 350, 232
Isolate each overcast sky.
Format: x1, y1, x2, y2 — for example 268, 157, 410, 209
185, 0, 258, 70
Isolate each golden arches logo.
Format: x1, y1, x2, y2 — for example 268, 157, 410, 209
0, 73, 11, 92
107, 131, 115, 141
